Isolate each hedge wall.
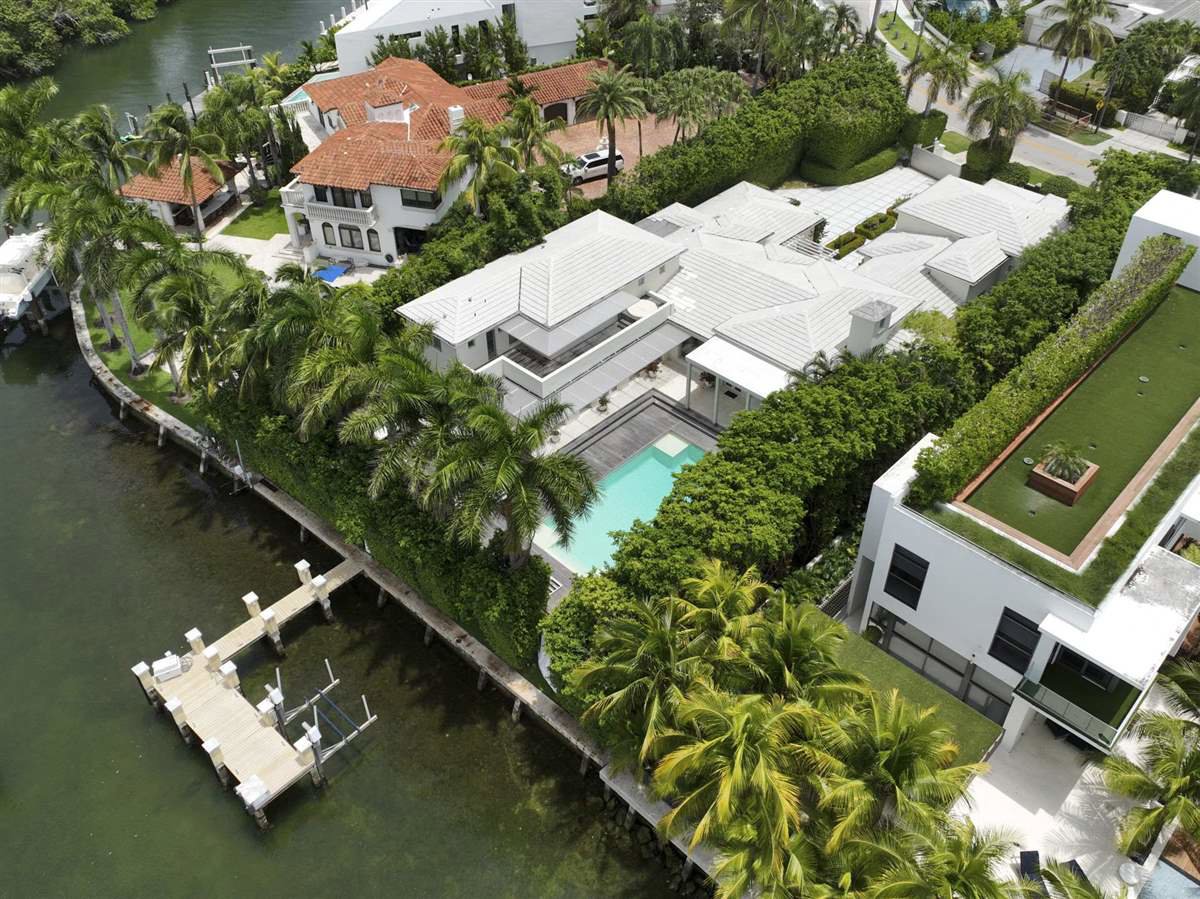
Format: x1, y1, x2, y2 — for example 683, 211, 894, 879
909, 236, 1194, 507
901, 110, 949, 149
197, 396, 551, 670
856, 211, 897, 240
604, 47, 906, 220
965, 139, 1012, 180
800, 145, 902, 186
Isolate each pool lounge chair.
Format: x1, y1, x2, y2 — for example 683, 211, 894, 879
1020, 850, 1048, 896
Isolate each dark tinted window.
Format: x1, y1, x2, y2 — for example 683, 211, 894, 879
988, 608, 1040, 673
883, 545, 928, 609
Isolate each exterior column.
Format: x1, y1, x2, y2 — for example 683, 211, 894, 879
712, 374, 721, 424
685, 361, 692, 410
744, 390, 751, 410
285, 210, 303, 249
1000, 696, 1039, 751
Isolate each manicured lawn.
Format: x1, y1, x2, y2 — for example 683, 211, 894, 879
82, 298, 204, 430
880, 14, 935, 62
838, 628, 1002, 764
940, 130, 972, 153
1038, 658, 1140, 727
966, 286, 1200, 555
1039, 116, 1112, 146
219, 190, 288, 239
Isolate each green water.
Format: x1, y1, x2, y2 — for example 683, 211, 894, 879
0, 326, 673, 894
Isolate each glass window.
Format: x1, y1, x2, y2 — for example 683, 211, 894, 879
330, 187, 356, 208
367, 229, 380, 252
1055, 647, 1116, 690
883, 545, 928, 610
431, 336, 443, 351
314, 185, 328, 203
401, 189, 440, 209
359, 189, 373, 209
988, 608, 1040, 673
321, 222, 335, 245
338, 224, 364, 250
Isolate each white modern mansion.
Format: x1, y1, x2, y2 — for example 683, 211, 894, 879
397, 175, 1067, 424
331, 0, 678, 76
846, 191, 1200, 756
278, 56, 606, 264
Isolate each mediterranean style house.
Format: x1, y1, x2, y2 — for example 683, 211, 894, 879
278, 56, 606, 266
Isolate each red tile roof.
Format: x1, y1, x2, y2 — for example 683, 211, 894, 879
120, 157, 242, 205
463, 59, 608, 107
292, 125, 450, 191
304, 57, 474, 127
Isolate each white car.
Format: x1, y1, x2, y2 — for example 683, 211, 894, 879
561, 149, 625, 185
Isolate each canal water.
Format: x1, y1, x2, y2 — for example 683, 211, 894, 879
1, 5, 672, 893
0, 326, 672, 896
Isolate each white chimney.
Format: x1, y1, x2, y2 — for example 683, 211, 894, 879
448, 105, 465, 134
846, 300, 896, 357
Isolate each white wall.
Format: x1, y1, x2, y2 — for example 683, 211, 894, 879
1112, 193, 1200, 291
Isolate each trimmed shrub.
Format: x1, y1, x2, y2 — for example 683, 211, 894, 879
1040, 174, 1083, 199
909, 235, 1194, 506
1046, 80, 1118, 126
964, 139, 1012, 179
799, 145, 901, 186
827, 230, 867, 258
855, 212, 898, 240
901, 109, 949, 148
993, 161, 1032, 187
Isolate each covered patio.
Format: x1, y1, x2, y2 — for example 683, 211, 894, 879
119, 156, 245, 235
683, 337, 791, 427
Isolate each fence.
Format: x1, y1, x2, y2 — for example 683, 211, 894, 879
911, 143, 963, 179
1119, 110, 1190, 143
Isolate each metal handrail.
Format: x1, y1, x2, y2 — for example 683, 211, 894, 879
1015, 677, 1119, 747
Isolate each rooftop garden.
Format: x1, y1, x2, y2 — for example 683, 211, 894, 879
964, 285, 1200, 555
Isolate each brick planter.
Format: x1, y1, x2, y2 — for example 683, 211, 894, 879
1028, 461, 1099, 506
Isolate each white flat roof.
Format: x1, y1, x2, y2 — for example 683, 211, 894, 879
1136, 189, 1200, 234
1040, 547, 1200, 689
686, 337, 791, 399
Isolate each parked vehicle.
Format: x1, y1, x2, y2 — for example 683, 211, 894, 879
560, 149, 624, 184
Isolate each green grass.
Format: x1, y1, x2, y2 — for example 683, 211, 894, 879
880, 14, 935, 62
1038, 659, 1139, 727
966, 287, 1200, 554
219, 190, 288, 239
837, 628, 1002, 764
939, 130, 972, 154
1039, 116, 1112, 146
83, 298, 204, 431
923, 420, 1200, 605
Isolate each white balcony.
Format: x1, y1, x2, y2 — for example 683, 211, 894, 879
280, 183, 306, 208
304, 201, 378, 228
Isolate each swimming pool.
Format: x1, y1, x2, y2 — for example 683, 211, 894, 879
536, 433, 706, 573
945, 0, 992, 19
1143, 861, 1200, 898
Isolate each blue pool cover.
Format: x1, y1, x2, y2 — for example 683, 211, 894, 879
315, 265, 347, 283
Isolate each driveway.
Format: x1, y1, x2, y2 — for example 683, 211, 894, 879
553, 114, 679, 199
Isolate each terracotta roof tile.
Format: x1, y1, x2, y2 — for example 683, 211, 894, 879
120, 157, 241, 205
292, 124, 450, 191
304, 57, 472, 127
464, 58, 608, 107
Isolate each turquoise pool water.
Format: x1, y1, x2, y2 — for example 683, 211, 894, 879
1143, 862, 1200, 898
538, 434, 705, 572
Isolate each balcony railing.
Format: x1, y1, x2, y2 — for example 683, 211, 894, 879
1015, 677, 1120, 748
280, 183, 306, 207
304, 201, 378, 228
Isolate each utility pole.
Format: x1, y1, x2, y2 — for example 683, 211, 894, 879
904, 5, 929, 103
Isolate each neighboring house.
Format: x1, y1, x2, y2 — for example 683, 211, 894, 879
279, 57, 510, 265
893, 174, 1069, 258
1113, 189, 1200, 291
119, 157, 243, 233
463, 58, 608, 124
0, 228, 63, 331
1024, 0, 1200, 43
397, 179, 1045, 424
333, 0, 677, 76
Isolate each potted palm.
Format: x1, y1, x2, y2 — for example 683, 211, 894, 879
1029, 440, 1099, 505
597, 393, 610, 413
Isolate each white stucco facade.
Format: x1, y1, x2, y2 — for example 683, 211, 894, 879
1112, 190, 1200, 292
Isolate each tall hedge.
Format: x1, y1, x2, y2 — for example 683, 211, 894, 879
909, 235, 1194, 507
603, 47, 906, 221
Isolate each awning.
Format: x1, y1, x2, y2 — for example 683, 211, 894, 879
686, 337, 791, 399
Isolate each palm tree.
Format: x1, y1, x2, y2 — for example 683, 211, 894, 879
132, 102, 227, 242
577, 65, 647, 184
1041, 0, 1117, 100
966, 66, 1040, 150
72, 105, 137, 188
748, 597, 868, 705
198, 75, 271, 193
423, 400, 598, 568
907, 43, 971, 116
573, 597, 709, 768
1041, 440, 1089, 482
826, 2, 861, 53
0, 76, 59, 188
870, 817, 1023, 898
599, 0, 649, 31
621, 13, 682, 77
503, 96, 566, 169
438, 117, 519, 217
724, 0, 797, 90
818, 689, 985, 852
1042, 860, 1129, 898
1171, 75, 1200, 163
1102, 710, 1200, 855
671, 558, 771, 664
652, 686, 813, 886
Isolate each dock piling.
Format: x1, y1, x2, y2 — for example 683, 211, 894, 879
267, 686, 287, 738
219, 660, 240, 693
376, 585, 387, 608
311, 574, 333, 622
294, 560, 311, 585
131, 661, 160, 708
423, 625, 433, 646
202, 645, 220, 671
476, 669, 488, 692
164, 697, 193, 744
579, 754, 589, 776
199, 450, 207, 474
241, 591, 261, 618
260, 609, 284, 655
184, 627, 205, 656
203, 739, 230, 788
157, 423, 165, 448
256, 696, 277, 729
299, 524, 307, 543
119, 400, 127, 421
305, 721, 326, 787
511, 698, 523, 723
